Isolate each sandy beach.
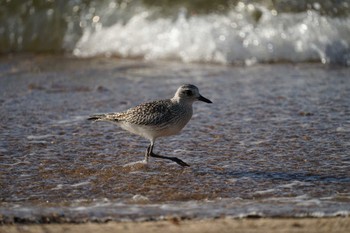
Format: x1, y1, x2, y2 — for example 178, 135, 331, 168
1, 218, 350, 233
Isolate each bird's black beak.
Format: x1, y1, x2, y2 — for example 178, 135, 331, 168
198, 95, 212, 103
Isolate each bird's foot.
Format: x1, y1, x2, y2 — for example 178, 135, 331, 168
172, 158, 190, 167
150, 152, 190, 167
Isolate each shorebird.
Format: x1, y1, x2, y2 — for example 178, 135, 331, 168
88, 84, 212, 167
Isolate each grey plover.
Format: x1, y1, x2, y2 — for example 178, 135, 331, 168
88, 84, 212, 167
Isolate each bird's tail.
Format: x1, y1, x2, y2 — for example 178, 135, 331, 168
87, 113, 120, 122
87, 114, 107, 121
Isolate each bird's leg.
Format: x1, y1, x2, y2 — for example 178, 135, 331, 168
144, 144, 152, 163
149, 142, 190, 167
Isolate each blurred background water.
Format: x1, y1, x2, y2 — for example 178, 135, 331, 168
1, 0, 350, 65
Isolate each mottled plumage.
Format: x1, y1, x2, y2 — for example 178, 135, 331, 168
88, 84, 212, 167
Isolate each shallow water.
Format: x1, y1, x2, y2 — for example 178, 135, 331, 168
0, 55, 350, 223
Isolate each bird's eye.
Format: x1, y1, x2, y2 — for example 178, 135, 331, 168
185, 90, 193, 96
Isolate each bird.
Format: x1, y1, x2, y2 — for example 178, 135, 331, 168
88, 84, 212, 167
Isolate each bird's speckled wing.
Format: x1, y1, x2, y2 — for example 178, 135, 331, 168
121, 99, 175, 125
91, 99, 176, 126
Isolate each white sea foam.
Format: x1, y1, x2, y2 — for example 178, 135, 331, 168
254, 188, 276, 194
27, 135, 53, 144
132, 194, 149, 202
51, 184, 64, 190
74, 5, 350, 65
296, 199, 321, 206
332, 211, 350, 217
336, 126, 350, 132
70, 181, 91, 187
279, 180, 313, 188
27, 134, 53, 140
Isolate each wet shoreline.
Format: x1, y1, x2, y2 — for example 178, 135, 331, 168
1, 55, 350, 223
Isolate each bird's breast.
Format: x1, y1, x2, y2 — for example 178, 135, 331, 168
156, 105, 193, 137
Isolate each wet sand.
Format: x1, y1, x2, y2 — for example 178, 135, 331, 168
1, 218, 350, 233
1, 54, 350, 224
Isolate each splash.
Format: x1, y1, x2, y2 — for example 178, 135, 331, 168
73, 4, 350, 65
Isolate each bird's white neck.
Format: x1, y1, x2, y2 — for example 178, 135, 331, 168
171, 96, 195, 106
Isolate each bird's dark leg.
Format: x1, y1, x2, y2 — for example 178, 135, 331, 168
148, 141, 190, 167
144, 144, 152, 163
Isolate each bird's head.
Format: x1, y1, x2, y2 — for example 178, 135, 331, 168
174, 84, 212, 104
